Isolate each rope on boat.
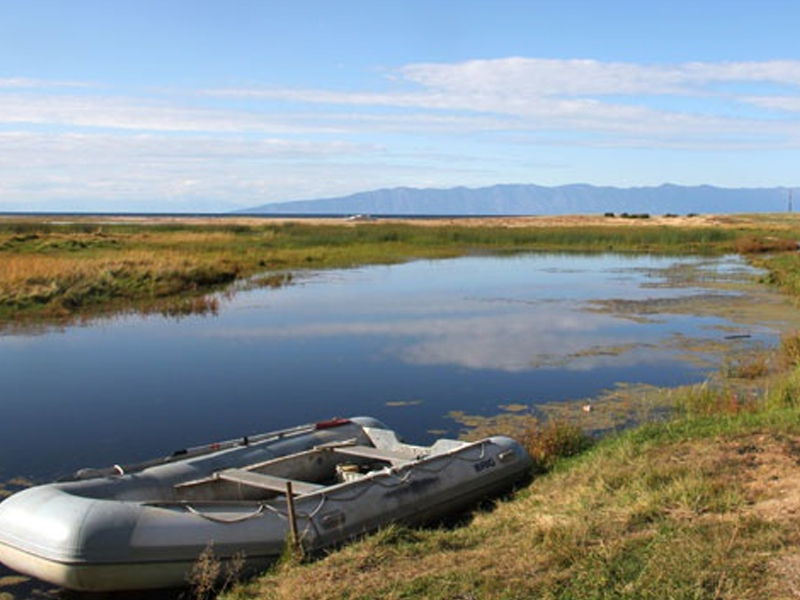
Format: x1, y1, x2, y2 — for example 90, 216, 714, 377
181, 441, 493, 525
305, 495, 328, 518
184, 503, 267, 524
183, 501, 319, 558
364, 441, 488, 479
295, 441, 491, 503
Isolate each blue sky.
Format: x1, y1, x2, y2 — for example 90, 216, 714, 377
2, 0, 800, 212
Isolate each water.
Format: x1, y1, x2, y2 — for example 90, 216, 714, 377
0, 253, 784, 484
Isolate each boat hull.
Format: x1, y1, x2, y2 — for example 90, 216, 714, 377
0, 543, 258, 593
0, 418, 532, 591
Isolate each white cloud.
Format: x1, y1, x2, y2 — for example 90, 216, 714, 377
0, 131, 367, 163
211, 57, 800, 106
6, 58, 800, 141
401, 58, 800, 97
0, 77, 90, 89
0, 131, 386, 210
741, 95, 800, 112
205, 58, 800, 145
3, 57, 800, 210
0, 92, 346, 134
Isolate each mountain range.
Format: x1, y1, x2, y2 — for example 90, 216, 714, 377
238, 184, 794, 216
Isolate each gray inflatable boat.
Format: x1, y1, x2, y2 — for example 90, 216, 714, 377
0, 417, 532, 591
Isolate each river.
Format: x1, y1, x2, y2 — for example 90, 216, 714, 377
1, 252, 792, 485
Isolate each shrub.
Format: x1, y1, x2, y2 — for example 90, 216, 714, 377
735, 235, 800, 254
764, 370, 800, 409
673, 382, 757, 418
518, 418, 592, 473
188, 543, 220, 600
779, 330, 800, 369
722, 351, 772, 380
188, 542, 246, 600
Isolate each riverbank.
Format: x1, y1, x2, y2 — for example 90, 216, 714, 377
2, 213, 800, 599
2, 212, 799, 328
219, 336, 800, 600
214, 214, 800, 600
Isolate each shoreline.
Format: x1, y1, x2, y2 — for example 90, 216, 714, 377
3, 211, 797, 228
2, 212, 798, 328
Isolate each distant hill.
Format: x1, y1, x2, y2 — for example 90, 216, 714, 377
237, 184, 792, 216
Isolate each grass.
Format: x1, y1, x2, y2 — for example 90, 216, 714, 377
223, 356, 800, 600
225, 437, 796, 600
4, 213, 800, 597
3, 214, 794, 326
754, 253, 800, 300
215, 221, 800, 600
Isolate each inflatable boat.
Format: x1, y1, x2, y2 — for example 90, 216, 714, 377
0, 417, 532, 591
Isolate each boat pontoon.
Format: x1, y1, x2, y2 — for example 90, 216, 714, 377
0, 416, 532, 591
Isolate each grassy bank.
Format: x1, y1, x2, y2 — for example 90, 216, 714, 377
3, 214, 800, 598
1, 214, 798, 326
221, 332, 800, 600
212, 216, 800, 600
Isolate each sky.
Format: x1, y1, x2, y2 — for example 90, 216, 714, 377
2, 0, 800, 212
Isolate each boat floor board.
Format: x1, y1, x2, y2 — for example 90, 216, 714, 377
216, 469, 324, 495
331, 445, 419, 465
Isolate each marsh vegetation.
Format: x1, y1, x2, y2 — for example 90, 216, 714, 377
216, 214, 800, 600
2, 213, 797, 327
3, 213, 800, 599
218, 329, 800, 600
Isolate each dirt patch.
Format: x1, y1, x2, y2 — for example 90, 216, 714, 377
732, 433, 800, 522
712, 433, 800, 597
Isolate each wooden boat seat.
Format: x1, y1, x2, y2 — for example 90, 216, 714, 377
331, 444, 419, 465
216, 469, 324, 496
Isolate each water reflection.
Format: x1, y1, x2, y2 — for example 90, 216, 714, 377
0, 254, 789, 487
198, 255, 765, 375
4, 251, 799, 598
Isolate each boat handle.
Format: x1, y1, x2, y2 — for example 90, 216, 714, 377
497, 450, 517, 463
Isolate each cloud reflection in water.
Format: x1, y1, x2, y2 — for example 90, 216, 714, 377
207, 254, 725, 373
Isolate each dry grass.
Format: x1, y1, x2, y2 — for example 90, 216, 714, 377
220, 246, 800, 599
224, 424, 800, 600
223, 352, 800, 599
0, 234, 241, 320
779, 330, 800, 369
0, 250, 195, 285
723, 350, 774, 380
734, 235, 800, 254
1, 254, 92, 287
3, 212, 799, 326
189, 543, 247, 600
3, 213, 800, 597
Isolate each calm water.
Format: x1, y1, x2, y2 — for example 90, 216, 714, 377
0, 253, 783, 484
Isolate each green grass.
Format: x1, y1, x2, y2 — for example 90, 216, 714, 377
220, 366, 800, 600
754, 253, 800, 300
212, 222, 800, 600
4, 215, 800, 597
2, 216, 789, 326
